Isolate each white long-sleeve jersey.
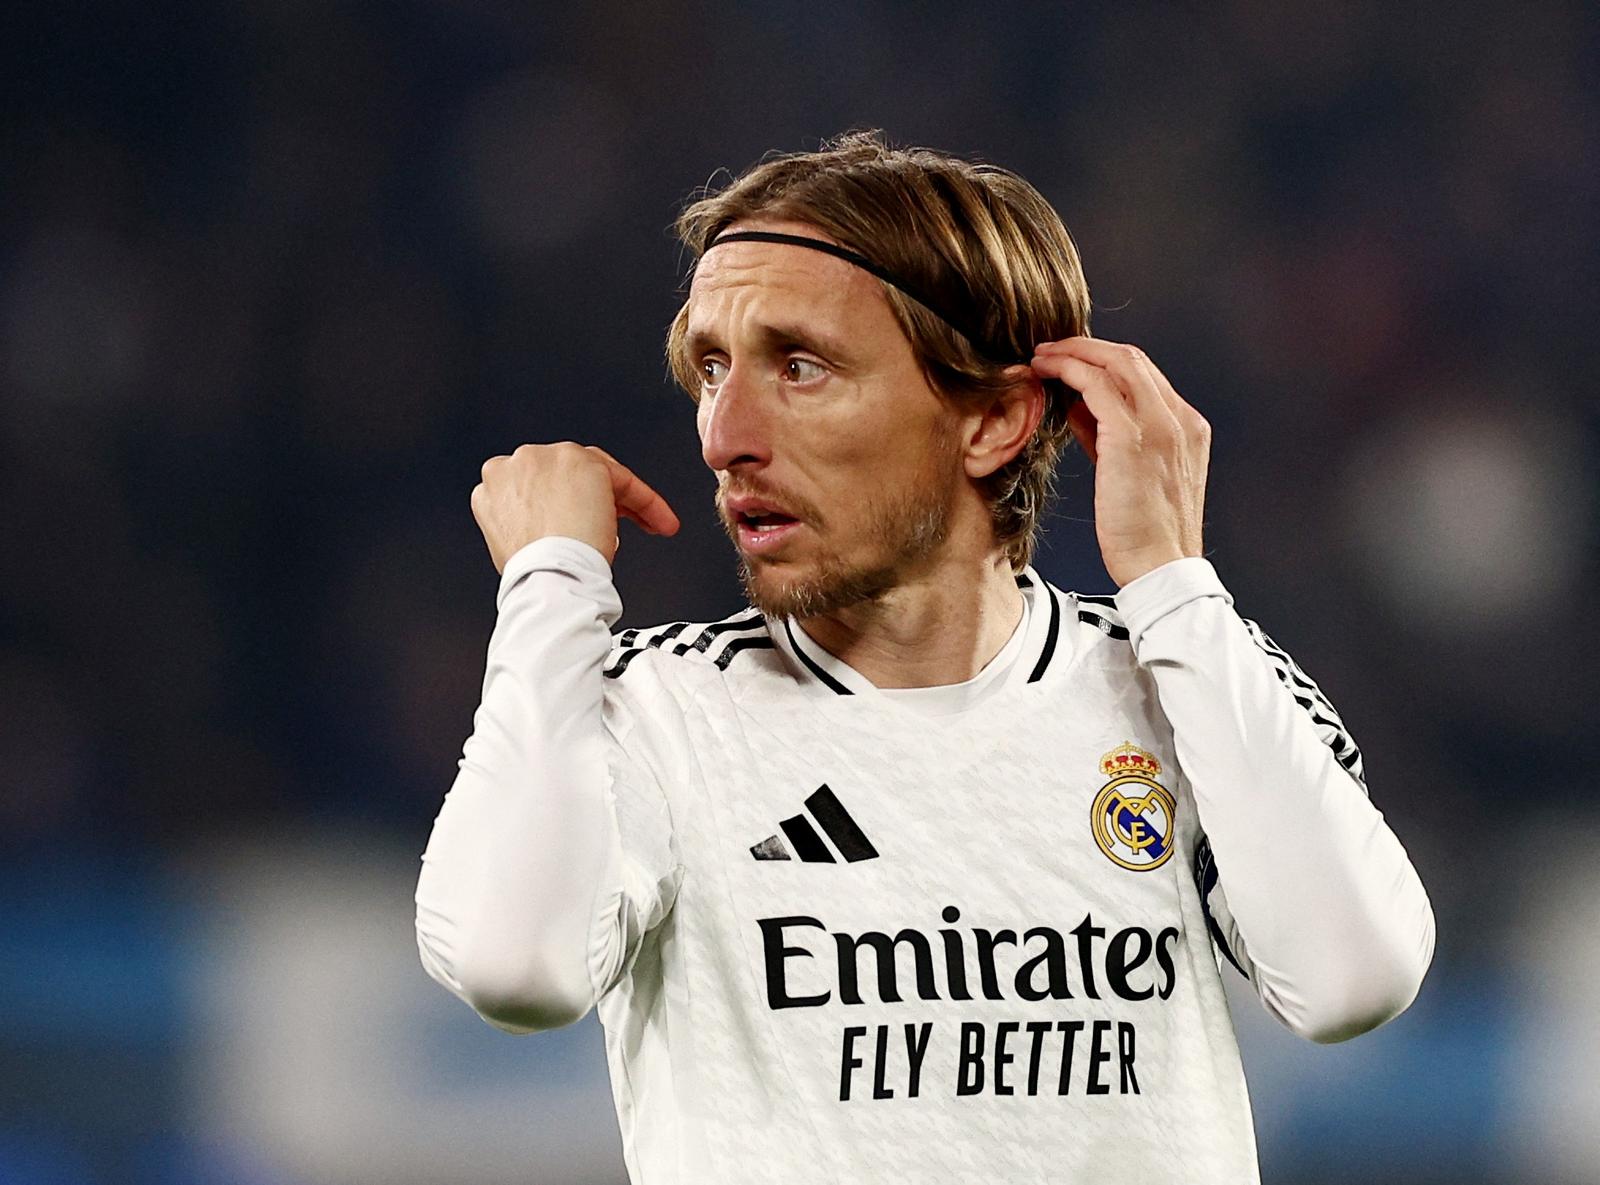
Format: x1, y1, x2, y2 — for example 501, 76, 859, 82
415, 538, 1434, 1185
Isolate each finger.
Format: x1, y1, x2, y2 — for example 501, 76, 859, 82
1035, 337, 1171, 423
1029, 352, 1136, 436
1041, 338, 1207, 440
1137, 360, 1208, 437
1108, 344, 1190, 425
1033, 355, 1135, 463
586, 447, 681, 536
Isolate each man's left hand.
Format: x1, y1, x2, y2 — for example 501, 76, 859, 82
1029, 337, 1210, 588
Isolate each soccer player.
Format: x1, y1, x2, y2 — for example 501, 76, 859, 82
415, 132, 1434, 1183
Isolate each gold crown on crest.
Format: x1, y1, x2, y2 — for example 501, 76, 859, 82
1099, 741, 1162, 779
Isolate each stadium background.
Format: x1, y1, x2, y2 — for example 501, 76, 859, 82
2, 1, 1596, 1182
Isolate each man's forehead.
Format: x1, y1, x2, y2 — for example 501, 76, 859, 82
686, 221, 887, 322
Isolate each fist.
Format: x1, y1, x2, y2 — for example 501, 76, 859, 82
1029, 338, 1210, 588
471, 443, 680, 572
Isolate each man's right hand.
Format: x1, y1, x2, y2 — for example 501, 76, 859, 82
471, 443, 681, 572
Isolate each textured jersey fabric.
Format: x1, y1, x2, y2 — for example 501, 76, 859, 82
416, 538, 1434, 1185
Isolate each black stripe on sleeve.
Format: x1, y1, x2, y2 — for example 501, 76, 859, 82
779, 814, 836, 862
783, 619, 853, 695
804, 785, 878, 862
714, 636, 776, 670
1241, 618, 1367, 790
677, 613, 766, 655
630, 621, 690, 648
605, 614, 766, 680
1077, 608, 1131, 641
651, 622, 690, 647
603, 648, 642, 679
614, 620, 689, 654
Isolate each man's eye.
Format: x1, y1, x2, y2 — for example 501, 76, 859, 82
784, 358, 826, 383
701, 358, 729, 387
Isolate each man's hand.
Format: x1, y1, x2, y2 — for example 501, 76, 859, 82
1029, 338, 1209, 588
471, 443, 680, 572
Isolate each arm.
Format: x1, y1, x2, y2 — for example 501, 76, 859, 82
416, 442, 682, 1033
415, 537, 650, 1032
1028, 337, 1432, 1040
1118, 558, 1436, 1043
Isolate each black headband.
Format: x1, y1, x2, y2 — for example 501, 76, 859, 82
704, 230, 1017, 365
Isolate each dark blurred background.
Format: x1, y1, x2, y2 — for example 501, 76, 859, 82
1, 1, 1596, 1182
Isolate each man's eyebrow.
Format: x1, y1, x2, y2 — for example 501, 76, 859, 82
684, 321, 853, 362
759, 321, 852, 361
682, 327, 718, 361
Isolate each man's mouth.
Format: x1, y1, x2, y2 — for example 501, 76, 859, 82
729, 498, 806, 553
736, 509, 799, 532
732, 511, 800, 553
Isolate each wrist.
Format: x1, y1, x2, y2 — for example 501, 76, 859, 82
1106, 546, 1192, 589
500, 527, 616, 572
499, 535, 613, 595
1113, 557, 1231, 651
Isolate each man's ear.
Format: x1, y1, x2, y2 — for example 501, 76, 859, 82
963, 365, 1046, 480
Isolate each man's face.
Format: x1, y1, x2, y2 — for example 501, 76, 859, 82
685, 220, 968, 620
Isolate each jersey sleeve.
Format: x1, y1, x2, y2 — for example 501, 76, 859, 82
413, 537, 682, 1033
1194, 616, 1369, 980
1117, 558, 1435, 1044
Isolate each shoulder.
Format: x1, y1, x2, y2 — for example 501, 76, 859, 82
1013, 571, 1136, 676
1235, 616, 1368, 790
1028, 575, 1133, 656
1070, 591, 1132, 644
603, 605, 777, 682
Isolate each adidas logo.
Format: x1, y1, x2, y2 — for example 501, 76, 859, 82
751, 785, 879, 863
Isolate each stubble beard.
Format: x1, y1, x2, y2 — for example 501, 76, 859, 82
727, 438, 963, 621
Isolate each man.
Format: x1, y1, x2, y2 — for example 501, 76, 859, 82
415, 132, 1434, 1184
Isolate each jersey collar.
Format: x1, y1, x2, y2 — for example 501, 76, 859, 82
766, 565, 1069, 698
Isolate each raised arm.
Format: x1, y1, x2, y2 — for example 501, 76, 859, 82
1119, 561, 1435, 1043
1029, 337, 1433, 1043
414, 444, 680, 1033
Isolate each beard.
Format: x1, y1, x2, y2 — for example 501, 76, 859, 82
719, 429, 963, 621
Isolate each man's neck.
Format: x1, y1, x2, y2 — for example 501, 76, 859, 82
797, 552, 1026, 689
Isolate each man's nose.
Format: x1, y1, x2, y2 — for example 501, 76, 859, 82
699, 366, 772, 473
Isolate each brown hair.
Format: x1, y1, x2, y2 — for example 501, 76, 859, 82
667, 129, 1091, 571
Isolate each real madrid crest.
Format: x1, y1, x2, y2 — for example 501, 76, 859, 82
1091, 742, 1177, 872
